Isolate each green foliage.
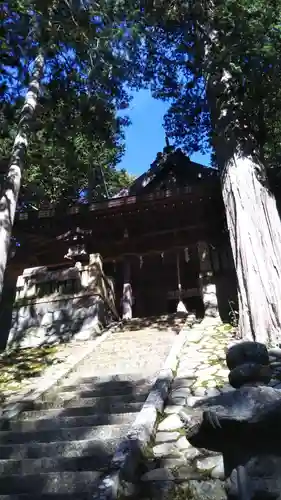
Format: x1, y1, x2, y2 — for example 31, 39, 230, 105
3, 0, 281, 203
0, 0, 139, 207
131, 0, 281, 171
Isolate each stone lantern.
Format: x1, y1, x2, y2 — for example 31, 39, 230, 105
183, 341, 281, 499
57, 227, 92, 265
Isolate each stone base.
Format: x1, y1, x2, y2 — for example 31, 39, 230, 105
201, 282, 219, 318
7, 293, 109, 349
177, 301, 188, 314
122, 283, 133, 320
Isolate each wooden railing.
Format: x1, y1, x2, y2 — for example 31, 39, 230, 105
16, 183, 221, 222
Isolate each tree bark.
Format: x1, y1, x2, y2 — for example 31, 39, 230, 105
205, 60, 281, 343
187, 2, 281, 342
221, 156, 281, 343
0, 51, 44, 299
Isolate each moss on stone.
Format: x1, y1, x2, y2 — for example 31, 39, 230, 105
156, 409, 165, 426
215, 323, 233, 333
214, 377, 225, 388
0, 344, 60, 401
207, 357, 219, 366
173, 485, 194, 499
142, 441, 155, 460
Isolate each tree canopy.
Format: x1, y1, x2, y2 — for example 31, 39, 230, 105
2, 0, 281, 201
0, 0, 139, 207
3, 0, 281, 341
132, 0, 281, 173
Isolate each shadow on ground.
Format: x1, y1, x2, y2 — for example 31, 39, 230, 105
0, 310, 189, 415
117, 311, 202, 334
0, 374, 173, 499
0, 309, 205, 497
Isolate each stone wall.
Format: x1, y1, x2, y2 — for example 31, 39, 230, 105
7, 254, 119, 349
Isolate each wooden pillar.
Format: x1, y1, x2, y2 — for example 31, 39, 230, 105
176, 250, 188, 314
197, 241, 219, 318
122, 258, 133, 320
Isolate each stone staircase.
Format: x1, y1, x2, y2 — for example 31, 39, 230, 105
0, 315, 182, 498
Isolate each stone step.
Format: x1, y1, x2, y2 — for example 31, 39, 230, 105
0, 436, 125, 460
0, 423, 132, 445
0, 471, 102, 495
43, 384, 150, 401
4, 412, 136, 432
60, 374, 153, 387
91, 339, 176, 349
26, 392, 148, 410
80, 334, 174, 345
0, 319, 179, 498
60, 373, 151, 385
68, 348, 170, 361
14, 401, 143, 421
96, 340, 176, 350
0, 454, 112, 475
0, 494, 98, 500
57, 379, 152, 395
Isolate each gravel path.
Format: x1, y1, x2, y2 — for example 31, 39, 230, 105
63, 314, 184, 383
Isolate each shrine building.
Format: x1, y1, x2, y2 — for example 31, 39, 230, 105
2, 147, 237, 339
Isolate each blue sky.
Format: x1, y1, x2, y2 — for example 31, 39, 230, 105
117, 89, 211, 176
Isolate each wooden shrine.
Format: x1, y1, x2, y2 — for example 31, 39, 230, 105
2, 147, 237, 323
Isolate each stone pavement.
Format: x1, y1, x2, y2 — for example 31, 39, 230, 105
0, 314, 185, 498
140, 318, 281, 499
139, 317, 239, 499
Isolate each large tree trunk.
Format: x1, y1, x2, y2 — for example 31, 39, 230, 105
187, 2, 281, 343
0, 51, 44, 299
207, 65, 281, 344
221, 156, 281, 343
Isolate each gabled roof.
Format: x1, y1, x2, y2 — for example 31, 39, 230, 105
114, 147, 218, 198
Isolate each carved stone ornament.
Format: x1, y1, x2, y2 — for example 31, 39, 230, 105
182, 341, 281, 499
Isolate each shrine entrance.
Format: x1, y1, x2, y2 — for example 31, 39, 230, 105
104, 245, 203, 319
